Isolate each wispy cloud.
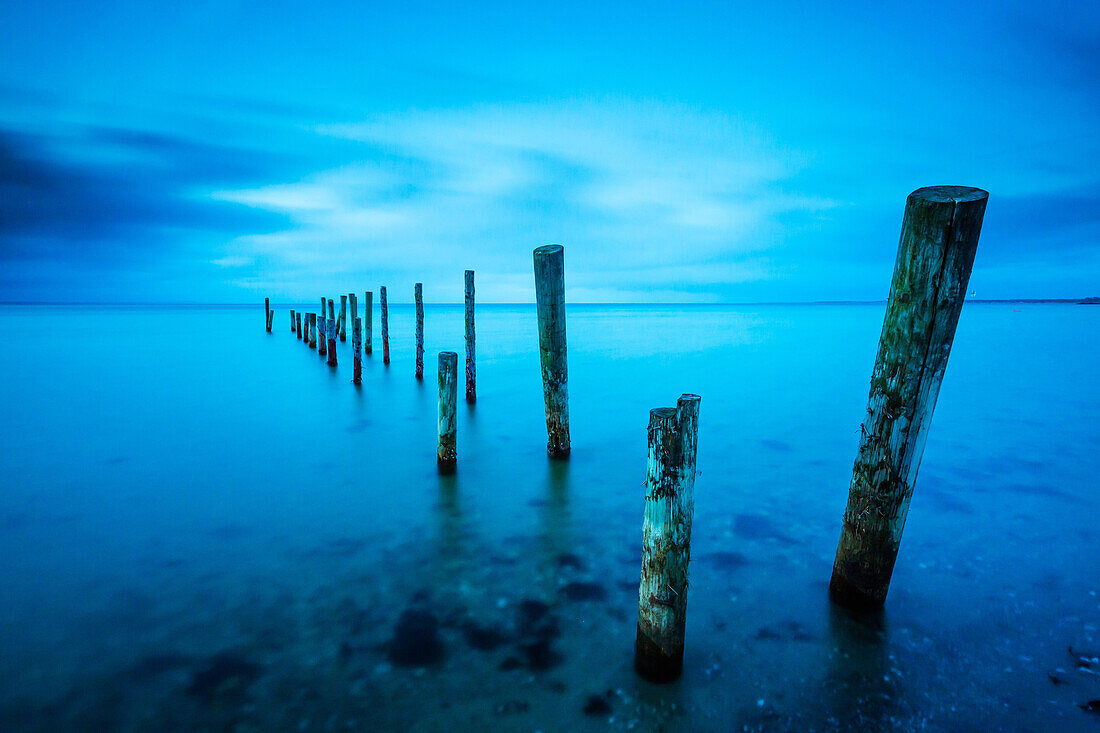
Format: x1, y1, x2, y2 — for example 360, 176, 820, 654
212, 100, 839, 301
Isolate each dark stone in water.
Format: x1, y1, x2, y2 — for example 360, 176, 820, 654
129, 653, 192, 678
463, 622, 509, 651
1080, 700, 1100, 714
754, 620, 814, 642
556, 553, 585, 569
559, 581, 607, 602
733, 514, 797, 545
386, 609, 444, 667
583, 693, 612, 716
186, 653, 261, 702
518, 638, 561, 671
518, 599, 550, 625
701, 551, 749, 570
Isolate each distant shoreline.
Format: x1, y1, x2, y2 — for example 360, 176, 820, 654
0, 299, 1093, 307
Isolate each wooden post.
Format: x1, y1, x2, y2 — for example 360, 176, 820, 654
533, 245, 570, 457
364, 291, 373, 355
352, 317, 362, 384
380, 286, 390, 364
464, 270, 475, 402
339, 295, 347, 342
266, 309, 273, 332
265, 298, 270, 329
349, 293, 358, 339
304, 313, 311, 347
635, 396, 700, 683
327, 317, 337, 366
437, 351, 458, 473
415, 283, 424, 380
830, 186, 987, 610
296, 312, 302, 340
290, 309, 296, 333
318, 312, 327, 356
328, 298, 335, 325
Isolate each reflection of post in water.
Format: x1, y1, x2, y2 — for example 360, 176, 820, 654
432, 472, 473, 597
821, 604, 896, 729
538, 458, 572, 561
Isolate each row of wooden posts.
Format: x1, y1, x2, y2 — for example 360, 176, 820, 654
262, 187, 988, 684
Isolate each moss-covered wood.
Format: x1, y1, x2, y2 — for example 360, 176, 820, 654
352, 317, 362, 384
831, 186, 987, 610
364, 291, 373, 355
533, 245, 570, 457
635, 394, 700, 683
437, 351, 458, 473
326, 318, 337, 366
415, 283, 424, 380
380, 286, 390, 365
464, 270, 475, 401
339, 295, 347, 342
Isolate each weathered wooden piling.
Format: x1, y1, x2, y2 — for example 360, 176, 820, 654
296, 312, 302, 340
437, 351, 458, 473
380, 286, 390, 364
349, 293, 358, 339
533, 245, 570, 457
266, 308, 273, 332
265, 298, 270, 330
364, 291, 373, 355
464, 270, 476, 401
830, 186, 987, 611
328, 298, 335, 325
415, 283, 424, 380
290, 309, 296, 332
307, 313, 315, 348
318, 312, 327, 356
635, 396, 701, 683
352, 317, 362, 384
327, 317, 337, 366
339, 295, 347, 342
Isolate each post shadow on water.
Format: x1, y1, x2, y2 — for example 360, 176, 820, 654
821, 602, 898, 728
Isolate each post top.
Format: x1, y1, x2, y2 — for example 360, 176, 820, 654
910, 186, 988, 203
650, 407, 677, 419
534, 244, 564, 257
678, 393, 701, 403
439, 351, 458, 358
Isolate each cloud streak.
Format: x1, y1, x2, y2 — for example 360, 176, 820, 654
214, 100, 838, 301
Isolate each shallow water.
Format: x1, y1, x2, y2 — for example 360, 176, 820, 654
0, 302, 1097, 731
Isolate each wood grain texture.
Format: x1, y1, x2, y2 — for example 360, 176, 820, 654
465, 270, 475, 401
533, 245, 570, 457
364, 291, 373, 355
415, 283, 424, 380
339, 295, 347, 341
831, 186, 987, 610
437, 351, 458, 472
380, 287, 390, 364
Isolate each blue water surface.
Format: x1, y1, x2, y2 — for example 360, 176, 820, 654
0, 302, 1097, 731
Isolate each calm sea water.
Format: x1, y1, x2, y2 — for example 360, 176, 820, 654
0, 303, 1097, 731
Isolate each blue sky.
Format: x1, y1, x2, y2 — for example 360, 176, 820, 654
1, 1, 1097, 302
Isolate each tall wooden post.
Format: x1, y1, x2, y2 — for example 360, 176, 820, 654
318, 312, 327, 356
830, 186, 987, 610
306, 313, 314, 348
380, 286, 390, 364
364, 291, 373, 355
464, 270, 475, 401
328, 298, 335, 325
635, 395, 701, 683
352, 317, 362, 384
265, 298, 270, 330
339, 295, 347, 342
437, 351, 458, 473
290, 309, 296, 332
349, 293, 358, 338
296, 312, 302, 340
415, 283, 424, 380
533, 245, 570, 457
266, 309, 273, 332
327, 317, 337, 366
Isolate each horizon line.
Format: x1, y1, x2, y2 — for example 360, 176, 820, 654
0, 298, 1092, 307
